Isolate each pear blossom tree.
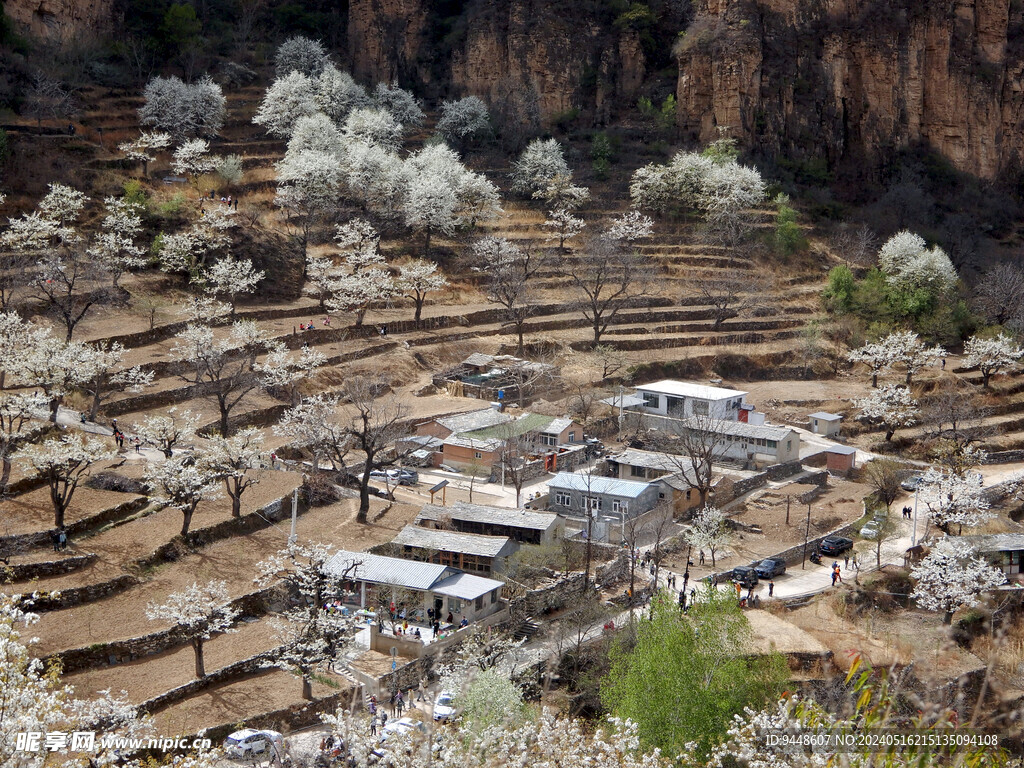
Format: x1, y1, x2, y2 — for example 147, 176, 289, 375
275, 149, 343, 261
963, 332, 1024, 389
205, 257, 265, 317
885, 330, 945, 385
0, 311, 49, 390
342, 107, 404, 152
144, 452, 222, 537
435, 95, 491, 148
324, 220, 398, 324
139, 75, 226, 139
204, 427, 266, 518
920, 468, 995, 535
118, 130, 172, 176
79, 341, 155, 420
172, 320, 288, 436
172, 139, 219, 187
854, 384, 919, 441
0, 392, 47, 496
275, 394, 352, 474
256, 542, 358, 699
253, 71, 318, 138
878, 230, 958, 294
372, 82, 424, 129
911, 537, 1005, 623
275, 35, 330, 77
146, 581, 238, 678
339, 139, 407, 216
404, 175, 458, 256
306, 254, 341, 311
607, 209, 654, 242
477, 236, 539, 355
132, 408, 200, 458
159, 206, 237, 284
314, 66, 370, 124
179, 294, 232, 325
17, 335, 96, 422
685, 505, 732, 566
544, 208, 585, 251
847, 339, 895, 387
285, 112, 345, 159
15, 434, 115, 528
398, 258, 448, 323
88, 196, 146, 288
511, 138, 570, 197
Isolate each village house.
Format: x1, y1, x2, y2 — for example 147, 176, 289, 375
808, 411, 843, 437
605, 448, 705, 515
964, 534, 1024, 583
416, 501, 564, 545
391, 525, 519, 575
432, 353, 559, 403
546, 472, 662, 541
658, 417, 801, 467
633, 380, 748, 421
323, 549, 506, 625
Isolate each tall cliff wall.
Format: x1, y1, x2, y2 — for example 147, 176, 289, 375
675, 0, 1024, 180
6, 0, 113, 40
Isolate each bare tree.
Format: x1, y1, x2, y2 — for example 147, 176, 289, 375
24, 72, 76, 127
921, 385, 992, 474
694, 270, 765, 329
497, 430, 533, 508
568, 237, 649, 347
973, 263, 1024, 327
647, 413, 731, 507
862, 458, 904, 511
344, 376, 410, 523
829, 223, 876, 268
476, 237, 548, 355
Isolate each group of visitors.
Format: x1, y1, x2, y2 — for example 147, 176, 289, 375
108, 420, 141, 453
50, 528, 68, 551
900, 505, 913, 519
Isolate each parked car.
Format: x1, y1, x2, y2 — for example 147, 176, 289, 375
860, 520, 882, 539
819, 535, 854, 555
438, 464, 462, 474
753, 558, 786, 579
371, 718, 427, 761
900, 474, 925, 491
366, 469, 418, 486
433, 691, 456, 722
223, 729, 284, 759
731, 565, 759, 588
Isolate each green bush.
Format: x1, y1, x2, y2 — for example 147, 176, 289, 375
122, 179, 149, 210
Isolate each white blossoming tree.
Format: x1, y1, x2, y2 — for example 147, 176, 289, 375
372, 82, 424, 129
17, 335, 96, 422
963, 332, 1024, 389
685, 505, 733, 566
911, 537, 1005, 623
324, 219, 399, 324
920, 468, 995, 535
847, 339, 895, 387
435, 95, 491, 148
0, 391, 47, 496
79, 341, 154, 420
159, 206, 237, 284
274, 394, 352, 474
884, 329, 945, 385
854, 383, 919, 441
139, 75, 226, 140
342, 106, 404, 152
204, 257, 265, 317
146, 581, 238, 678
256, 542, 358, 699
511, 137, 570, 196
275, 35, 330, 77
606, 209, 654, 242
535, 172, 590, 212
285, 112, 345, 159
314, 65, 370, 125
253, 71, 318, 138
172, 320, 287, 436
544, 208, 585, 251
172, 138, 219, 187
144, 452, 222, 537
16, 433, 115, 528
88, 196, 146, 288
203, 427, 266, 518
878, 230, 958, 294
275, 148, 343, 261
132, 408, 200, 458
397, 258, 448, 323
118, 130, 172, 176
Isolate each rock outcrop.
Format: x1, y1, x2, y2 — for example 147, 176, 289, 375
6, 0, 112, 40
675, 0, 1024, 180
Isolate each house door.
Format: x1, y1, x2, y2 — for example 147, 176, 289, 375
434, 597, 443, 614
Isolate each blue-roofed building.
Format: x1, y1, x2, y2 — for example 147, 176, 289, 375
546, 471, 662, 523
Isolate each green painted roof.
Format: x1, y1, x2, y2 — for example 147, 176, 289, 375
461, 412, 555, 439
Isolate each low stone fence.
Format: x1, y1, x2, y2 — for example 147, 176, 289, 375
6, 553, 97, 581
716, 460, 807, 505
138, 645, 286, 714
982, 450, 1024, 465
45, 584, 286, 673
28, 574, 140, 610
0, 496, 149, 553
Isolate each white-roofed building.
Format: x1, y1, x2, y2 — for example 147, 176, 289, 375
666, 417, 801, 465
634, 380, 748, 421
324, 549, 506, 625
392, 525, 519, 574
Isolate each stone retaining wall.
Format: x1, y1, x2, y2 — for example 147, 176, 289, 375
982, 450, 1024, 465
0, 496, 148, 553
7, 553, 97, 581
29, 574, 140, 610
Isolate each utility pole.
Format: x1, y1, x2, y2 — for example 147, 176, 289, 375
801, 502, 811, 569
289, 486, 298, 545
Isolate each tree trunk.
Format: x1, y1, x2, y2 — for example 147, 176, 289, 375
885, 428, 895, 441
710, 547, 716, 567
301, 675, 313, 700
943, 610, 954, 625
180, 507, 194, 537
218, 399, 231, 438
592, 320, 602, 347
906, 370, 913, 385
230, 490, 241, 518
981, 370, 990, 389
54, 503, 66, 530
414, 299, 423, 323
423, 228, 431, 257
872, 372, 878, 388
0, 456, 10, 496
90, 391, 101, 421
357, 473, 371, 523
516, 322, 524, 356
193, 638, 206, 678
49, 397, 60, 424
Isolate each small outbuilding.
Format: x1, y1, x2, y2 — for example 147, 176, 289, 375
392, 525, 519, 575
825, 444, 857, 475
808, 412, 842, 437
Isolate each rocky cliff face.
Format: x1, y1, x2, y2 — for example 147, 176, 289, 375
6, 0, 113, 40
675, 0, 1024, 180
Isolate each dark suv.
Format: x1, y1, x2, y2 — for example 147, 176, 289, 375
753, 558, 786, 579
819, 535, 854, 556
731, 565, 759, 589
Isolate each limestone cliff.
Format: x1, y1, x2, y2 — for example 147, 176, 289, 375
675, 0, 1024, 180
6, 0, 113, 40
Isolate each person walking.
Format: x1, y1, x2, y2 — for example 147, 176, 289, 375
679, 590, 686, 610
844, 554, 849, 568
51, 529, 60, 552
699, 550, 706, 565
683, 570, 690, 592
59, 529, 68, 550
416, 679, 425, 702
369, 716, 377, 737
768, 579, 775, 598
835, 565, 842, 583
831, 568, 838, 586
735, 581, 742, 600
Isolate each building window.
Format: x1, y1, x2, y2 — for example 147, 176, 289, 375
585, 496, 602, 512
490, 589, 497, 603
666, 395, 685, 415
474, 451, 483, 459
692, 400, 709, 416
767, 440, 777, 449
541, 434, 557, 447
554, 492, 571, 506
642, 392, 659, 408
476, 596, 484, 610
568, 431, 576, 442
630, 465, 646, 478
786, 440, 792, 451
